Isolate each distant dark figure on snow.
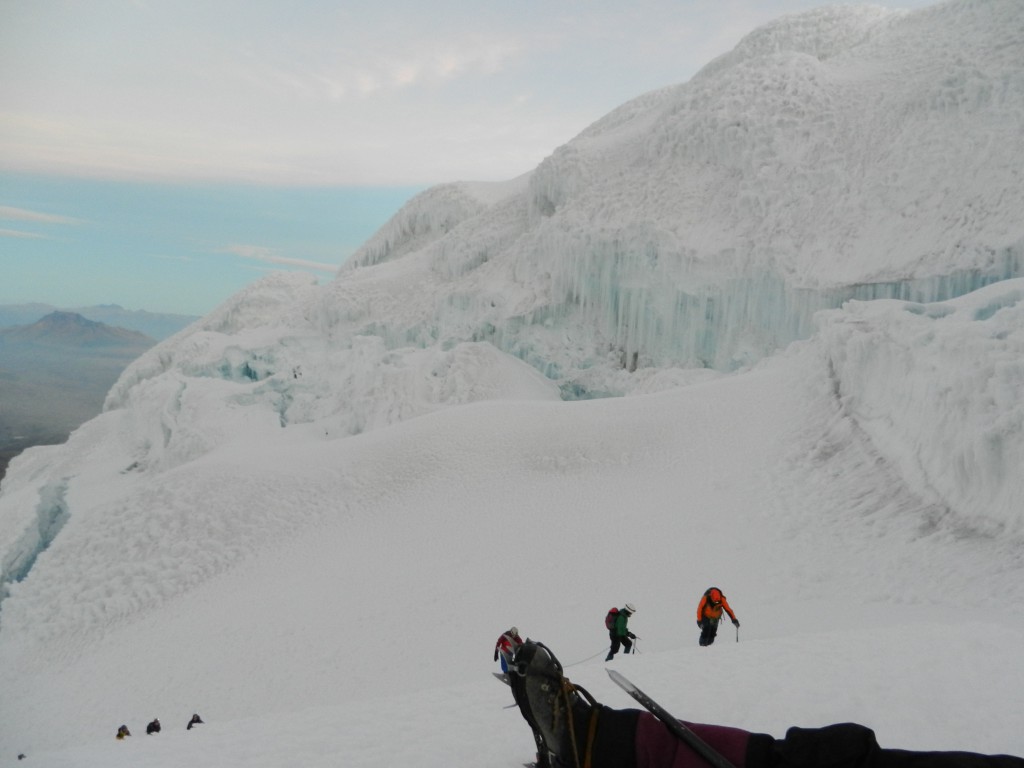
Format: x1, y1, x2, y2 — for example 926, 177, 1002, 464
116, 724, 131, 740
146, 718, 161, 734
696, 587, 738, 646
187, 713, 204, 730
494, 626, 525, 673
510, 639, 1024, 768
605, 603, 637, 661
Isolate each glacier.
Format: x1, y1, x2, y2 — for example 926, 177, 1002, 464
338, 0, 1023, 379
87, 0, 1023, 451
1, 0, 1023, 761
4, 0, 1023, 612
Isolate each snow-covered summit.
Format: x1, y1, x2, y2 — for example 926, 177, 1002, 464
525, 0, 1022, 288
55, 0, 1024, 488
101, 0, 1024, 452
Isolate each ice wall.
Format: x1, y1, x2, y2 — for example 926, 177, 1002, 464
324, 0, 1024, 393
48, 0, 1024, 470
82, 0, 1020, 482
818, 279, 1024, 533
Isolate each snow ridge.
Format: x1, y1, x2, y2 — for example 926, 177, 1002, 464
819, 280, 1024, 532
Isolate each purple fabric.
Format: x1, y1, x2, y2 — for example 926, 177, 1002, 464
635, 712, 751, 768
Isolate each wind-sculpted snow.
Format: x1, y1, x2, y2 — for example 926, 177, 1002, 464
345, 183, 489, 269
692, 5, 900, 80
38, 0, 1020, 521
102, 271, 559, 472
818, 278, 1024, 534
104, 272, 321, 404
345, 175, 531, 270
525, 0, 1024, 285
104, 0, 1024, 428
309, 0, 1024, 385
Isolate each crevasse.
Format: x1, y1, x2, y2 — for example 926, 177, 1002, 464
0, 480, 70, 622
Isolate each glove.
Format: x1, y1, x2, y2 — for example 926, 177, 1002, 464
493, 651, 499, 661
628, 632, 636, 639
697, 620, 702, 628
732, 619, 740, 627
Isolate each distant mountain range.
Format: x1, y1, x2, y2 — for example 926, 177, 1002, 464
0, 303, 198, 341
0, 310, 154, 347
0, 311, 160, 482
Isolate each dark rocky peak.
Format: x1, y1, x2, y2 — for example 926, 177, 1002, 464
1, 311, 155, 348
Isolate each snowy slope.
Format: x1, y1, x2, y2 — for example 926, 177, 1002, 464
1, 0, 1023, 765
1, 280, 1022, 766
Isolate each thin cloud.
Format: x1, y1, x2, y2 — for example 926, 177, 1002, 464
0, 227, 47, 239
0, 205, 84, 225
0, 0, 936, 185
251, 38, 521, 103
222, 244, 338, 273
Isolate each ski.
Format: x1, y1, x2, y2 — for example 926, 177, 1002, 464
493, 671, 511, 686
606, 669, 737, 768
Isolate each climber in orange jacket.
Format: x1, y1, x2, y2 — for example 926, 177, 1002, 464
696, 587, 738, 646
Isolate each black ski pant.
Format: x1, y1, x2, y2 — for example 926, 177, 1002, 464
699, 617, 719, 646
570, 708, 1024, 768
758, 723, 1024, 768
606, 631, 633, 660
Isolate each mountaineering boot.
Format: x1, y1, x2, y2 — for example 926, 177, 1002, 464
510, 640, 593, 768
509, 641, 641, 768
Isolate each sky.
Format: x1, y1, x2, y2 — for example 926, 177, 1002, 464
0, 0, 937, 317
0, 174, 421, 316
